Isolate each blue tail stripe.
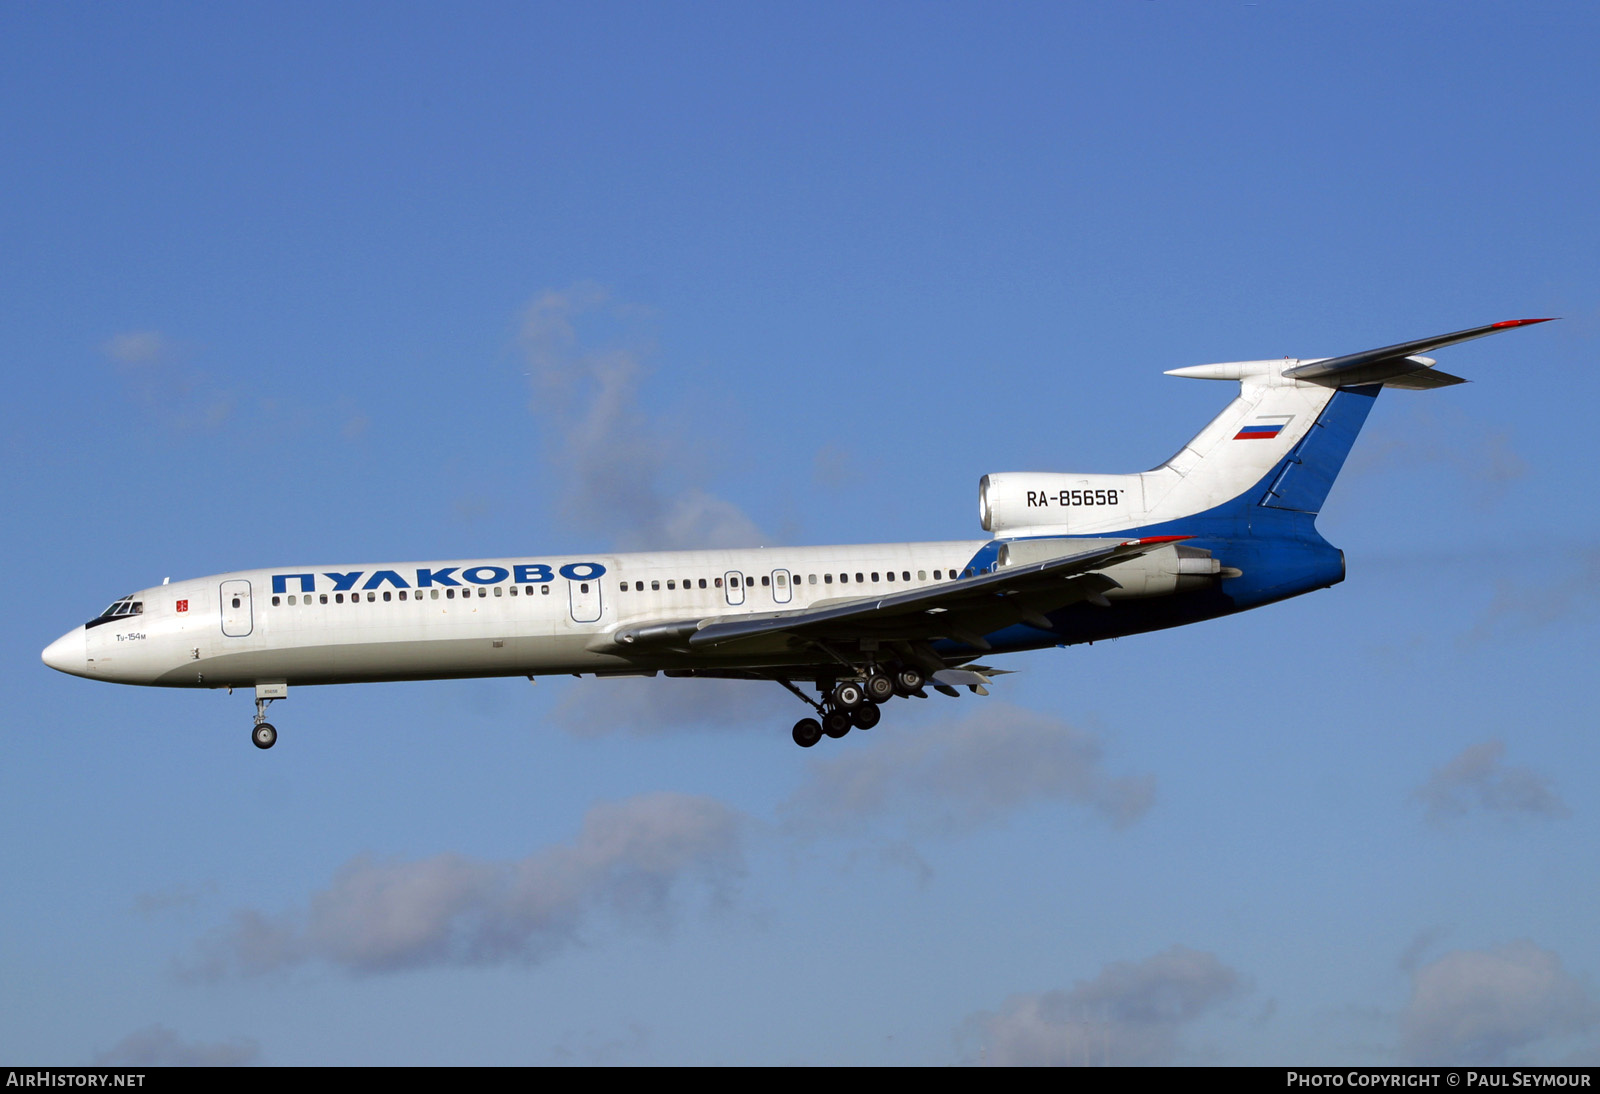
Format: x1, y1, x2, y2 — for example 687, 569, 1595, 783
1258, 384, 1380, 514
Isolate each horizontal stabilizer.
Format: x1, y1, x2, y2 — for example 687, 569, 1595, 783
1380, 367, 1469, 391
1283, 318, 1554, 387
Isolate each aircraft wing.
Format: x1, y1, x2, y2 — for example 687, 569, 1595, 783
608, 536, 1187, 658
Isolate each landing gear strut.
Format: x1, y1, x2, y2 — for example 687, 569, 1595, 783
774, 664, 943, 748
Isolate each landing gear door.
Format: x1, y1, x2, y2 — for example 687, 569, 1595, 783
568, 578, 602, 623
220, 579, 253, 637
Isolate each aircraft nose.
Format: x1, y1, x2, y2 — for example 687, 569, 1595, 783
42, 628, 87, 677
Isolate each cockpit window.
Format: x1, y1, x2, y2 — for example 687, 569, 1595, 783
86, 595, 143, 629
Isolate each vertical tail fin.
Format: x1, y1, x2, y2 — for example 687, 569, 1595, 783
1146, 319, 1554, 526
977, 321, 1552, 539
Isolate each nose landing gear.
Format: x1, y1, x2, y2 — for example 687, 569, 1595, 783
250, 682, 287, 750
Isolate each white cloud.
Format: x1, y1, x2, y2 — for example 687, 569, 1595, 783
99, 328, 238, 433
1398, 925, 1451, 974
812, 444, 854, 490
519, 285, 764, 550
189, 793, 745, 977
548, 1022, 651, 1065
1400, 941, 1597, 1064
1466, 549, 1600, 644
94, 1024, 259, 1067
780, 703, 1155, 837
1413, 741, 1570, 822
1348, 405, 1528, 506
552, 675, 794, 737
101, 330, 177, 365
967, 947, 1242, 1065
134, 880, 216, 916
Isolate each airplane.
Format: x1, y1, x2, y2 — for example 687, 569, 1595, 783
42, 319, 1552, 750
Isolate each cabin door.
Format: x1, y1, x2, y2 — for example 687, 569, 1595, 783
219, 579, 253, 637
568, 577, 602, 623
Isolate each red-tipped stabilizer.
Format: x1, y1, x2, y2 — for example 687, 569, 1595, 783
1284, 318, 1557, 382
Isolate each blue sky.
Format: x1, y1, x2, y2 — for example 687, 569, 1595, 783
4, 1, 1598, 1066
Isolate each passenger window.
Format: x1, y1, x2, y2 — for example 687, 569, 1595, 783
383, 591, 392, 602
809, 574, 817, 585
870, 572, 878, 582
824, 574, 833, 584
398, 591, 407, 601
271, 596, 280, 606
493, 586, 502, 597
541, 585, 550, 595
667, 580, 676, 590
776, 574, 786, 586
321, 594, 329, 604
447, 589, 455, 599
335, 593, 344, 604
580, 583, 589, 593
918, 571, 926, 581
714, 577, 723, 588
233, 597, 241, 608
433, 590, 441, 599
651, 580, 660, 591
510, 586, 518, 596
933, 570, 941, 580
885, 572, 894, 582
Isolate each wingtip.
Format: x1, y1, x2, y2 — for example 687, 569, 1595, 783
1492, 317, 1559, 328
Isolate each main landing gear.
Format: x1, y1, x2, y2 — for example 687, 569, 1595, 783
783, 667, 924, 748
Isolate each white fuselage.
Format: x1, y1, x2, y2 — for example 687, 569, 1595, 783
43, 541, 991, 690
